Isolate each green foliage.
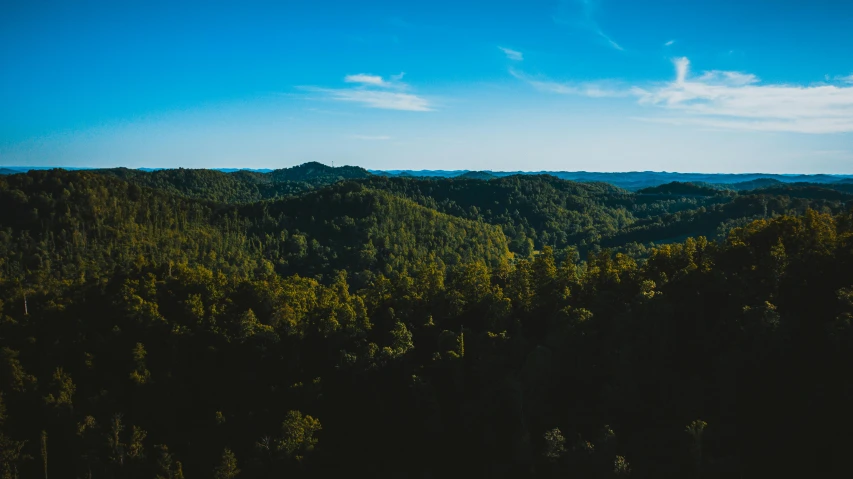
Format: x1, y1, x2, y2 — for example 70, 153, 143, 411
42, 368, 75, 412
154, 445, 185, 479
1, 167, 853, 478
276, 410, 322, 461
213, 448, 240, 479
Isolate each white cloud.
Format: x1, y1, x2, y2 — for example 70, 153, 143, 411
632, 57, 853, 133
694, 70, 759, 86
597, 31, 623, 51
303, 72, 432, 111
514, 57, 853, 134
499, 46, 524, 61
349, 135, 392, 140
664, 40, 675, 47
554, 0, 624, 51
345, 74, 390, 87
301, 87, 432, 111
510, 69, 629, 98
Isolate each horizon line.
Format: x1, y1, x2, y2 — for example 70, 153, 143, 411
2, 165, 853, 177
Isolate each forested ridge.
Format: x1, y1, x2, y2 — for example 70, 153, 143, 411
1, 165, 853, 478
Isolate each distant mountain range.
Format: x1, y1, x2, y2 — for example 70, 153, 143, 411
3, 164, 853, 190
372, 169, 853, 190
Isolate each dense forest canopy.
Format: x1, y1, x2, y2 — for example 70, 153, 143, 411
1, 164, 853, 478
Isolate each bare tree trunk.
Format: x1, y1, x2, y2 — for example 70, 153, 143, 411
40, 430, 48, 479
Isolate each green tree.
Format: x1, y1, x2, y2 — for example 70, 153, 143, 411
40, 431, 47, 479
129, 343, 151, 385
213, 448, 240, 479
686, 419, 708, 477
154, 445, 185, 479
276, 410, 322, 462
43, 368, 75, 412
0, 348, 36, 393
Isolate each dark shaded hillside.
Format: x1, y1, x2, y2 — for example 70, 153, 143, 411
457, 171, 496, 180
637, 182, 731, 197
41, 167, 853, 261
266, 161, 371, 182
238, 182, 510, 281
729, 178, 782, 190
0, 170, 507, 286
95, 162, 372, 203
371, 169, 853, 189
2, 172, 853, 477
3, 167, 853, 478
95, 167, 280, 203
600, 193, 850, 248
356, 175, 637, 254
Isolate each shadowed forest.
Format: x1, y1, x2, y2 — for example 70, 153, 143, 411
1, 162, 853, 478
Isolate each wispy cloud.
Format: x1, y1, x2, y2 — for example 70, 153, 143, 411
554, 0, 624, 51
499, 46, 524, 61
302, 73, 432, 112
664, 39, 675, 47
301, 87, 432, 111
513, 58, 853, 133
509, 69, 628, 98
633, 57, 853, 133
597, 32, 623, 51
349, 135, 392, 141
344, 74, 390, 87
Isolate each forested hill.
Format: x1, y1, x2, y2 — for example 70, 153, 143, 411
266, 161, 371, 182
2, 167, 853, 478
0, 170, 507, 286
236, 182, 510, 280
354, 175, 853, 256
356, 175, 635, 254
95, 162, 373, 203
69, 167, 853, 256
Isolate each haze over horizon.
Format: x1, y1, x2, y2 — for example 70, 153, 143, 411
3, 0, 853, 173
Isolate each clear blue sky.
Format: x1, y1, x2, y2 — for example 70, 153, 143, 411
2, 0, 852, 172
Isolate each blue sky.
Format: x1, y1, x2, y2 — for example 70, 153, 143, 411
2, 0, 852, 172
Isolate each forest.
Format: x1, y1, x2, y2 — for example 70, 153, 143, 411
1, 163, 853, 478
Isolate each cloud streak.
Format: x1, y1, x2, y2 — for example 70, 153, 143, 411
344, 74, 390, 87
633, 57, 853, 133
509, 69, 628, 98
302, 87, 432, 111
514, 58, 853, 133
499, 46, 524, 61
302, 73, 432, 112
554, 0, 624, 51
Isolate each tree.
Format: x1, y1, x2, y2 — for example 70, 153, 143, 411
76, 416, 99, 479
543, 428, 566, 461
0, 433, 28, 479
43, 368, 75, 412
40, 431, 47, 479
129, 343, 151, 385
154, 445, 185, 479
128, 426, 147, 462
614, 455, 631, 476
382, 321, 414, 359
276, 410, 322, 462
107, 414, 126, 468
686, 419, 708, 477
213, 448, 240, 479
0, 348, 36, 393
